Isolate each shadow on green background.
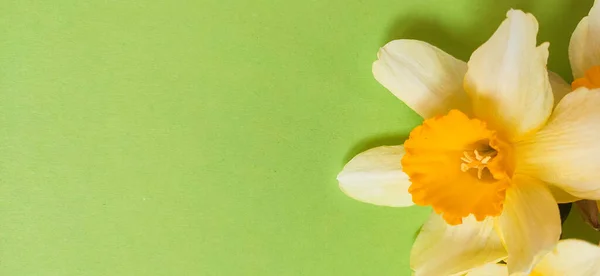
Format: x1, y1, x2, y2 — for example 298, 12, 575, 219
343, 134, 408, 164
1, 0, 597, 275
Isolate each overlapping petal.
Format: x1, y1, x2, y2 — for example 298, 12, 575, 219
466, 240, 600, 276
516, 87, 600, 199
464, 10, 553, 140
548, 71, 571, 106
547, 184, 580, 203
372, 40, 470, 119
534, 239, 600, 275
497, 175, 561, 275
411, 213, 506, 276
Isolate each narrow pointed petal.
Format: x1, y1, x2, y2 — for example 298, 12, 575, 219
373, 39, 470, 119
411, 213, 506, 276
337, 145, 413, 207
464, 10, 553, 140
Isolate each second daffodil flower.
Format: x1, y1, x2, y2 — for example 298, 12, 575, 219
567, 0, 600, 230
338, 9, 600, 276
466, 239, 600, 276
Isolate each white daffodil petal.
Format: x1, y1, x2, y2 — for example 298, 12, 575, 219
464, 10, 553, 140
516, 88, 600, 199
411, 213, 507, 276
337, 145, 413, 207
372, 39, 470, 119
498, 175, 561, 276
533, 239, 600, 276
569, 1, 600, 78
465, 263, 508, 276
548, 71, 571, 106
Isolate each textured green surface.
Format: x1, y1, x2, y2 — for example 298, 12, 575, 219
0, 0, 597, 275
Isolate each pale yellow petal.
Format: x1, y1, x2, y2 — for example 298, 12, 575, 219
548, 71, 571, 106
372, 39, 470, 119
516, 87, 600, 199
465, 263, 508, 276
569, 17, 591, 78
498, 175, 561, 275
569, 1, 600, 78
337, 145, 413, 207
533, 239, 600, 276
464, 10, 553, 140
547, 184, 580, 203
411, 213, 506, 276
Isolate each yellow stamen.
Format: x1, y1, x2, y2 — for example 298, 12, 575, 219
572, 66, 600, 90
460, 150, 494, 179
402, 110, 513, 225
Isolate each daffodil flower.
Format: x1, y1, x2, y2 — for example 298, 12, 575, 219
466, 239, 600, 276
567, 0, 600, 231
338, 9, 600, 276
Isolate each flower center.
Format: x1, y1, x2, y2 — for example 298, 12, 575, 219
460, 149, 496, 179
402, 110, 513, 225
572, 65, 600, 90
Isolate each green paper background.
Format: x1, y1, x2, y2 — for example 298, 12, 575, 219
1, 0, 598, 275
